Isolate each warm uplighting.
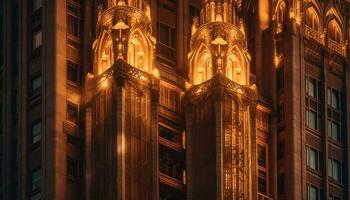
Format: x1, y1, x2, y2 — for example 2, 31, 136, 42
152, 68, 160, 78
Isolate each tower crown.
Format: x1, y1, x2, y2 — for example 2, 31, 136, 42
93, 0, 155, 75
188, 0, 251, 87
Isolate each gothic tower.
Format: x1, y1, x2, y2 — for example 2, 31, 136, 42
185, 0, 257, 199
84, 0, 159, 199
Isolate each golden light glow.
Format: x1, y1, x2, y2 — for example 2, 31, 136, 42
152, 68, 160, 78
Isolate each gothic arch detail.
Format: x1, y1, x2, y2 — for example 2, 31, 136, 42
225, 47, 248, 86
96, 31, 114, 75
127, 29, 151, 72
192, 44, 213, 85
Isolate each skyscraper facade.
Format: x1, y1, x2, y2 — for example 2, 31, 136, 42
0, 0, 349, 200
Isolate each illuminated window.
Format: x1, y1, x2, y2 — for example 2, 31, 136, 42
128, 30, 149, 71
328, 20, 341, 43
305, 8, 319, 31
328, 158, 341, 182
31, 168, 42, 191
32, 30, 42, 50
31, 121, 41, 144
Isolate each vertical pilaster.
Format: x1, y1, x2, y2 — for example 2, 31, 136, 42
215, 88, 224, 200
151, 79, 159, 200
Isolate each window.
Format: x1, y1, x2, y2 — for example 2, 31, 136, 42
276, 66, 284, 91
32, 0, 42, 12
305, 77, 322, 131
67, 102, 78, 123
31, 121, 41, 144
67, 134, 80, 147
67, 61, 79, 85
31, 168, 42, 191
31, 75, 42, 94
67, 2, 83, 38
307, 184, 319, 200
327, 88, 343, 143
277, 103, 284, 124
305, 8, 319, 31
277, 141, 284, 160
30, 193, 42, 200
307, 146, 321, 171
190, 5, 200, 22
328, 158, 341, 182
329, 195, 340, 200
159, 87, 180, 111
257, 145, 266, 167
157, 23, 176, 61
32, 30, 42, 50
278, 173, 285, 195
328, 20, 341, 43
67, 156, 78, 179
258, 170, 267, 194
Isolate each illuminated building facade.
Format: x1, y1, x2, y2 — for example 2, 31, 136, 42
0, 0, 350, 200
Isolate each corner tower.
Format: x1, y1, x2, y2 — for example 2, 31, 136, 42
85, 1, 159, 199
185, 0, 257, 199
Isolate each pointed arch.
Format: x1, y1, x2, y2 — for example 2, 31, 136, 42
275, 0, 287, 33
127, 28, 150, 72
327, 19, 342, 43
193, 43, 213, 85
97, 30, 114, 75
226, 46, 248, 85
305, 6, 320, 31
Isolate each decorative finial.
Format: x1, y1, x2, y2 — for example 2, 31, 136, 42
191, 17, 199, 35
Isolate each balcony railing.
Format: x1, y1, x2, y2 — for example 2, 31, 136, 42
304, 26, 322, 44
328, 39, 345, 56
258, 193, 273, 200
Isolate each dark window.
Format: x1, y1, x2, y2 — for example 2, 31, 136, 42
67, 2, 83, 38
329, 195, 340, 200
305, 76, 322, 131
277, 103, 284, 124
67, 134, 80, 147
31, 121, 41, 144
190, 5, 200, 22
307, 184, 319, 200
31, 168, 42, 191
32, 30, 42, 50
159, 148, 183, 181
276, 66, 284, 91
257, 145, 266, 167
157, 23, 176, 61
67, 61, 79, 85
328, 158, 341, 183
327, 88, 343, 143
30, 192, 42, 200
30, 75, 41, 95
277, 141, 284, 160
67, 102, 78, 123
307, 146, 321, 171
278, 173, 285, 195
67, 156, 78, 179
258, 170, 267, 194
32, 0, 42, 12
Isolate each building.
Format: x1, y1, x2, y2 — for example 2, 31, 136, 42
0, 0, 349, 200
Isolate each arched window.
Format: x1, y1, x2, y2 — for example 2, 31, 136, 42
193, 45, 212, 85
98, 33, 113, 74
128, 30, 149, 71
276, 2, 286, 33
328, 20, 342, 43
305, 7, 319, 31
226, 49, 246, 85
